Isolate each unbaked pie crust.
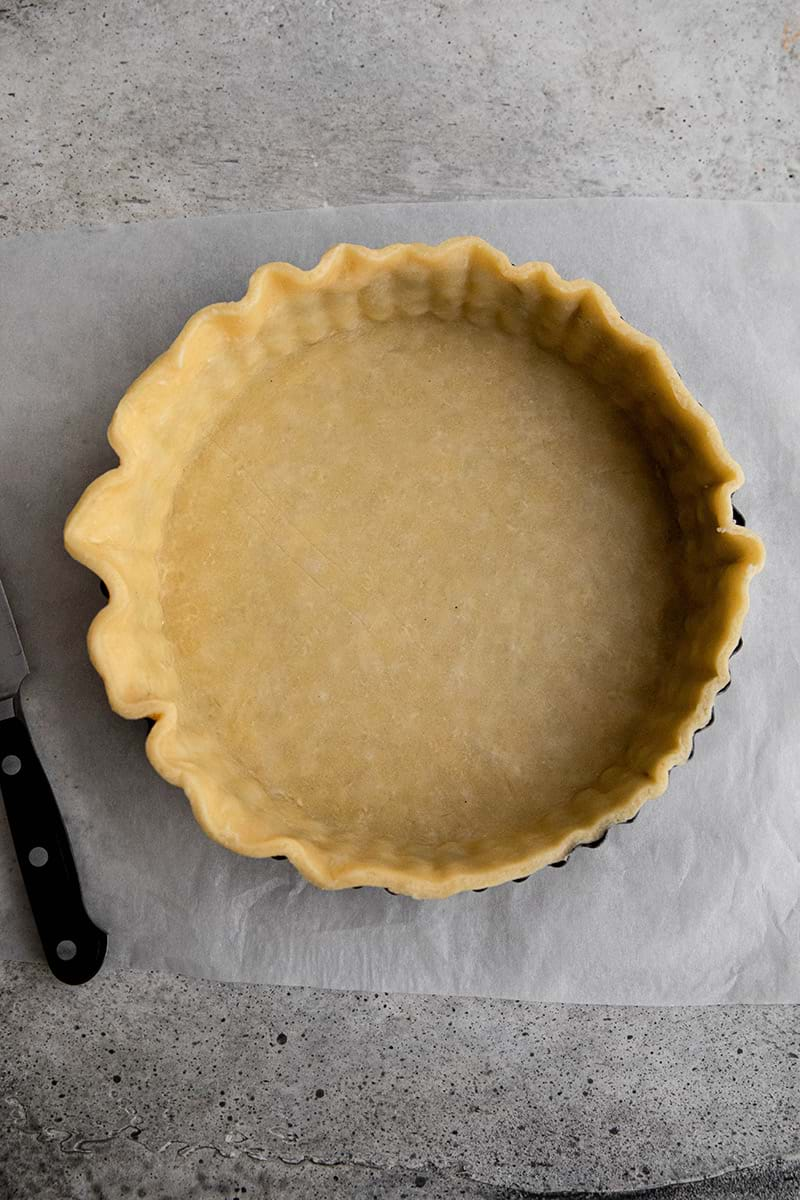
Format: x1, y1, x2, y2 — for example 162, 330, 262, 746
65, 237, 764, 898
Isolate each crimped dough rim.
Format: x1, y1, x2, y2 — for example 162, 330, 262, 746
65, 237, 764, 899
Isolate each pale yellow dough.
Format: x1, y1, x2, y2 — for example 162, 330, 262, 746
163, 316, 682, 845
64, 238, 764, 897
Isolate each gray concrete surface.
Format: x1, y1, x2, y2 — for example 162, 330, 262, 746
1, 1, 799, 1197
1, 0, 798, 234
1, 963, 799, 1200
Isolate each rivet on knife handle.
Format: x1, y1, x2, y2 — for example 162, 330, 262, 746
1, 704, 107, 985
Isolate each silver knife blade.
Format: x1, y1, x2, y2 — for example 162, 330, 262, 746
0, 578, 29, 702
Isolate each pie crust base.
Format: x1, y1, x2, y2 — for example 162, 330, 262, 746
65, 238, 764, 898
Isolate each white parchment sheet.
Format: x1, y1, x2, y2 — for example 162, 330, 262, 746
0, 199, 797, 1003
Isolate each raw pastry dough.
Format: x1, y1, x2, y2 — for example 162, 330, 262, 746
65, 238, 764, 897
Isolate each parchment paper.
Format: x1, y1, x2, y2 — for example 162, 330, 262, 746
0, 199, 797, 1004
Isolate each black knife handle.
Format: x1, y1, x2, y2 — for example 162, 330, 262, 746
0, 706, 107, 984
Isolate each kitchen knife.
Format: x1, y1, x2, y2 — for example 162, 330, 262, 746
0, 577, 107, 984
